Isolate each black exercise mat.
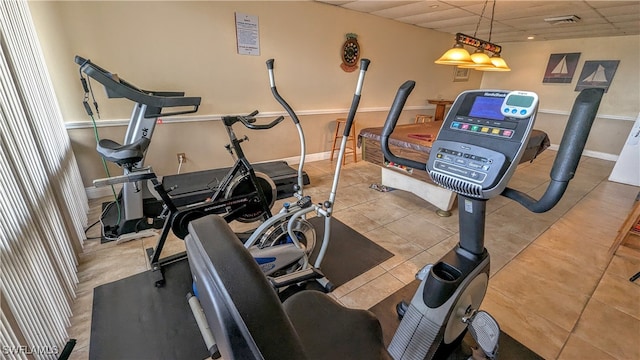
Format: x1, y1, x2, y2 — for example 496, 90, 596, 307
308, 216, 393, 287
90, 217, 392, 359
90, 260, 208, 360
369, 280, 544, 360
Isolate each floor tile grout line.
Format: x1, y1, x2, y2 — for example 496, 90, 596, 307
74, 155, 636, 360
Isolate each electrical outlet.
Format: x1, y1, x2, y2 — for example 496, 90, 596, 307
177, 153, 186, 163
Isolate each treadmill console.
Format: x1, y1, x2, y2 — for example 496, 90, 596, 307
427, 90, 539, 199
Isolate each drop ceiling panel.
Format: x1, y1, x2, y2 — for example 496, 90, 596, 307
396, 8, 477, 25
315, 0, 640, 41
371, 2, 448, 19
342, 1, 418, 13
421, 16, 492, 29
320, 1, 352, 5
595, 3, 640, 17
587, 1, 640, 10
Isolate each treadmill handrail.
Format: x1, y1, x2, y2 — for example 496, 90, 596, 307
75, 56, 201, 116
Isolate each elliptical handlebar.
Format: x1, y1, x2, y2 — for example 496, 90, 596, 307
266, 59, 301, 126
75, 56, 201, 117
265, 58, 308, 196
380, 80, 426, 171
501, 87, 604, 213
326, 58, 371, 199
342, 59, 371, 137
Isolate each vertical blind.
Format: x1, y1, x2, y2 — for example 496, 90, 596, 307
0, 1, 88, 358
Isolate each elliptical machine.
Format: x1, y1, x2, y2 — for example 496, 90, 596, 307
180, 81, 604, 359
240, 58, 371, 291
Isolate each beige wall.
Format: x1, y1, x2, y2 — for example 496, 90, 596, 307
481, 35, 639, 155
29, 1, 486, 187
29, 1, 638, 188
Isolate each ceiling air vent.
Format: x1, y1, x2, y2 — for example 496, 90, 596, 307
544, 15, 582, 25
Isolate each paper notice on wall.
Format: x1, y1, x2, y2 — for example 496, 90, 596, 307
235, 12, 259, 56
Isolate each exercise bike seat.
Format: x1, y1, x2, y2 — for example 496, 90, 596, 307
284, 290, 392, 360
96, 137, 150, 167
185, 214, 392, 360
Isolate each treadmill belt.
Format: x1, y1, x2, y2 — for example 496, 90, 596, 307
162, 160, 309, 201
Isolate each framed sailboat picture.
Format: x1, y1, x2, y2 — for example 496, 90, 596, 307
543, 53, 580, 83
575, 60, 620, 92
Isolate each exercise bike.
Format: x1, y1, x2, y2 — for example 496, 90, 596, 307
94, 110, 289, 286
94, 55, 355, 288
77, 55, 201, 243
182, 82, 604, 359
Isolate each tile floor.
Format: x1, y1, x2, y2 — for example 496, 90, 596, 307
68, 150, 640, 359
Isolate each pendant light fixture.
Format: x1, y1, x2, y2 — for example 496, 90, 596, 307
484, 54, 511, 71
434, 43, 473, 65
434, 0, 510, 72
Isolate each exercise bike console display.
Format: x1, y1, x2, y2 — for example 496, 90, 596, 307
427, 90, 539, 199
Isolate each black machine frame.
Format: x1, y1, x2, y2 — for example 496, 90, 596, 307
95, 110, 287, 287
76, 56, 308, 243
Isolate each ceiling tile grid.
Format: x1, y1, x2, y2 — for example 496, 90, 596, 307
317, 0, 640, 43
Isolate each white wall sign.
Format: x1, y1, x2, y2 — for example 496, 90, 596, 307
235, 12, 259, 56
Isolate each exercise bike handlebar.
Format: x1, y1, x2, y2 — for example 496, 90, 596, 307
223, 110, 285, 130
501, 87, 604, 213
381, 82, 605, 214
93, 168, 157, 188
75, 56, 201, 117
380, 80, 426, 171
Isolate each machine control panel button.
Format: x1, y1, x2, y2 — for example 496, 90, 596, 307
428, 90, 537, 198
449, 121, 517, 138
434, 160, 486, 183
434, 147, 493, 183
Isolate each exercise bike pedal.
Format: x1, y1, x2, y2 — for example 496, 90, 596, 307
465, 310, 500, 360
395, 300, 409, 320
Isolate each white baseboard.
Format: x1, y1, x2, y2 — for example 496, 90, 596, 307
275, 150, 335, 165
86, 183, 123, 200
547, 144, 618, 162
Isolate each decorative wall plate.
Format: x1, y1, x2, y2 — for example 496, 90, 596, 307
340, 33, 360, 72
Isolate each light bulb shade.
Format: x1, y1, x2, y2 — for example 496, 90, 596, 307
458, 49, 494, 68
434, 43, 473, 65
481, 54, 511, 71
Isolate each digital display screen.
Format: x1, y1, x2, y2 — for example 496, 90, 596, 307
468, 96, 505, 121
506, 95, 534, 107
